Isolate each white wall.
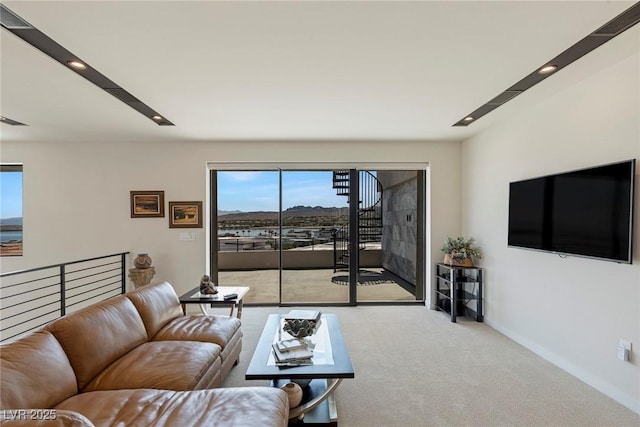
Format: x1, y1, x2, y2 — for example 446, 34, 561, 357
0, 140, 461, 305
461, 29, 640, 412
2, 25, 637, 419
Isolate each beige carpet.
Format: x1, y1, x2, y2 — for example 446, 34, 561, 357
221, 305, 639, 427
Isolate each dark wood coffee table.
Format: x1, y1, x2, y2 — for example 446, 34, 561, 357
246, 313, 354, 426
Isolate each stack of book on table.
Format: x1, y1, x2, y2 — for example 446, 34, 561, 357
272, 338, 314, 367
284, 309, 321, 323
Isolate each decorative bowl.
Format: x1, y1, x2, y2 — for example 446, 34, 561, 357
283, 319, 317, 338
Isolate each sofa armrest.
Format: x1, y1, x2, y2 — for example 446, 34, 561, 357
0, 410, 95, 427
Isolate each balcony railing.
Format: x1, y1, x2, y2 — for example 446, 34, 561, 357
0, 252, 129, 343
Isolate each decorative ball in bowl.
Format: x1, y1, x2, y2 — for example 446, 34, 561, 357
283, 319, 317, 338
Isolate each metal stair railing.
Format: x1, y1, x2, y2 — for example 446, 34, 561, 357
332, 170, 383, 272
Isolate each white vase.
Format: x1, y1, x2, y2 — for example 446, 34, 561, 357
281, 382, 303, 408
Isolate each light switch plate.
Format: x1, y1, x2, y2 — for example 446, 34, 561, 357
179, 232, 199, 241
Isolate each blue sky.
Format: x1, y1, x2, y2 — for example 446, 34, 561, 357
217, 171, 347, 212
0, 170, 347, 219
0, 171, 23, 219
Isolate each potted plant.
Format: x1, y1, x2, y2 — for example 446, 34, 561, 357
441, 236, 482, 267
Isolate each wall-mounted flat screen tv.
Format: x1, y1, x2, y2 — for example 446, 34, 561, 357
508, 159, 635, 263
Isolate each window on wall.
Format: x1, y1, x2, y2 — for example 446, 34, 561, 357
0, 164, 23, 256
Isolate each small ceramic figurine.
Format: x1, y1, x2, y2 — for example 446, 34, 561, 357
199, 275, 217, 295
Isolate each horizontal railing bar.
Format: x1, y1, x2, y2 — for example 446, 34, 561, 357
1, 300, 59, 322
2, 282, 120, 324
67, 280, 121, 296
65, 270, 119, 282
66, 287, 120, 308
0, 274, 61, 290
1, 318, 54, 343
0, 308, 59, 333
0, 296, 59, 311
0, 290, 59, 310
0, 252, 129, 343
67, 274, 120, 288
0, 284, 60, 303
66, 277, 120, 296
56, 253, 127, 267
66, 268, 121, 284
66, 260, 120, 275
0, 252, 129, 278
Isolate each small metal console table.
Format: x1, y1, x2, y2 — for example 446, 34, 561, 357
178, 286, 249, 318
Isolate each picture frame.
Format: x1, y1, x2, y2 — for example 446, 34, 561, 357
169, 201, 203, 228
130, 191, 165, 218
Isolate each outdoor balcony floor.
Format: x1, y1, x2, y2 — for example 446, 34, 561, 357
219, 268, 416, 304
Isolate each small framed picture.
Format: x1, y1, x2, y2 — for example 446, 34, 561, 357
169, 201, 203, 228
130, 191, 165, 218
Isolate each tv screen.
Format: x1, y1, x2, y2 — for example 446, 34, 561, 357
508, 159, 635, 263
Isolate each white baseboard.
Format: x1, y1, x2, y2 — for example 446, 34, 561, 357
485, 319, 640, 415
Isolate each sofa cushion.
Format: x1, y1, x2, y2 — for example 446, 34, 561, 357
125, 281, 184, 339
0, 331, 78, 410
153, 314, 241, 348
55, 388, 289, 427
154, 315, 242, 372
44, 295, 148, 391
83, 341, 222, 392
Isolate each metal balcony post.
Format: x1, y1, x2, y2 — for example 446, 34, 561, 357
60, 265, 66, 316
121, 252, 127, 294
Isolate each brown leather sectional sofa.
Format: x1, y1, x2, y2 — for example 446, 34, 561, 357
0, 281, 289, 426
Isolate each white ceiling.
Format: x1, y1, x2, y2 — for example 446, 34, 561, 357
0, 1, 636, 143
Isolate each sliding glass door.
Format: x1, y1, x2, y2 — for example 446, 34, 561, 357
211, 168, 425, 305
281, 171, 349, 304
213, 171, 280, 303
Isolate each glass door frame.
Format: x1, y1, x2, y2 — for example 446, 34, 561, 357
206, 162, 428, 306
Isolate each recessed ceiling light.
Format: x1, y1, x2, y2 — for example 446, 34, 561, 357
464, 116, 474, 122
152, 115, 163, 121
3, 4, 174, 126
538, 65, 558, 74
67, 60, 86, 70
453, 2, 640, 128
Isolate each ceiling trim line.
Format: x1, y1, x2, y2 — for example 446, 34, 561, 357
0, 4, 174, 126
453, 1, 640, 127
